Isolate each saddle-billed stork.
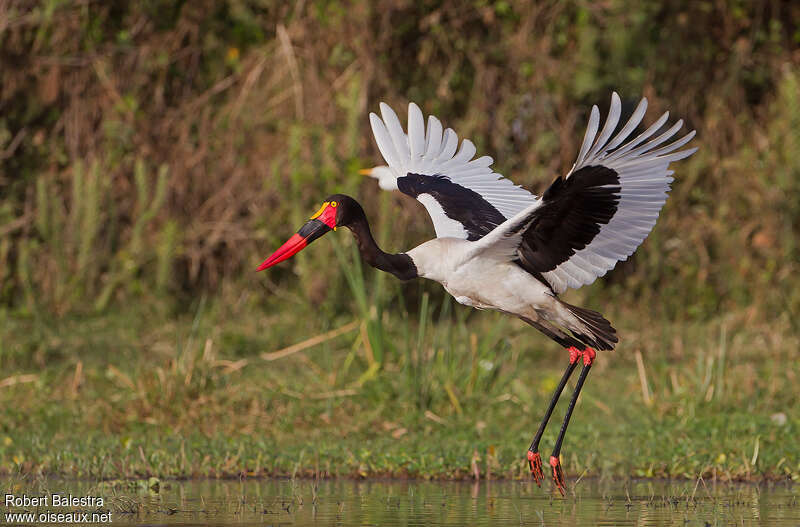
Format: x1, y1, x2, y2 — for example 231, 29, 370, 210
258, 93, 696, 494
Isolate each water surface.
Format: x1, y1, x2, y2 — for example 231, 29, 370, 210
2, 477, 797, 525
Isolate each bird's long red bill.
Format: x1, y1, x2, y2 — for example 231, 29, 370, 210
257, 214, 334, 271
257, 233, 308, 271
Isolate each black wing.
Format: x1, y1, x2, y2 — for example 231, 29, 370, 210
469, 93, 696, 295
516, 165, 621, 275
397, 174, 507, 241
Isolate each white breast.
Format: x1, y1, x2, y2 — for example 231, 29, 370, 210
405, 238, 468, 283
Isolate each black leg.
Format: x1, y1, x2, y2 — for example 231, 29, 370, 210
550, 359, 593, 496
527, 353, 580, 486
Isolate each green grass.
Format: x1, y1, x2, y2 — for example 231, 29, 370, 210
1, 288, 797, 482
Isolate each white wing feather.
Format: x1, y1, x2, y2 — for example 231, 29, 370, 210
368, 102, 536, 238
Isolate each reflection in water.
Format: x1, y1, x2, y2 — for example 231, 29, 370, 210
2, 477, 798, 525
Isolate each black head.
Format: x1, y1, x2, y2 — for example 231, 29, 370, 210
256, 194, 364, 271
320, 194, 365, 229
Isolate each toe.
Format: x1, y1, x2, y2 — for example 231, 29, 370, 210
550, 455, 567, 496
527, 450, 543, 486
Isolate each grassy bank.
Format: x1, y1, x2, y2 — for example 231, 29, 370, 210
1, 289, 797, 482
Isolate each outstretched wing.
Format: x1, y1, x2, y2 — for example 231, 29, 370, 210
472, 92, 697, 294
368, 102, 536, 240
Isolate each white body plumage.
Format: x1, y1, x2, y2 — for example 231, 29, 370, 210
406, 237, 588, 338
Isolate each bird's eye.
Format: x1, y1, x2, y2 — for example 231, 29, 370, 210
330, 201, 338, 207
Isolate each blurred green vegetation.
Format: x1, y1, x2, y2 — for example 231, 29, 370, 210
0, 1, 799, 481
1, 0, 798, 318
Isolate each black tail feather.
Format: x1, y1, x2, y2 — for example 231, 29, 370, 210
561, 301, 618, 351
519, 316, 585, 349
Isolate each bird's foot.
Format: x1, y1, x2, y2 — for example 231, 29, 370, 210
566, 346, 596, 366
567, 346, 581, 364
550, 455, 567, 496
582, 347, 596, 366
527, 450, 544, 486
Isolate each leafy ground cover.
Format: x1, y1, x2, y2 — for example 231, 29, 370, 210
2, 289, 797, 482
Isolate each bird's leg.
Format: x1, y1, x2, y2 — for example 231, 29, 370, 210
549, 348, 595, 496
527, 349, 581, 486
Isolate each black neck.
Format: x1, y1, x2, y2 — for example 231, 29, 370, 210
344, 209, 418, 281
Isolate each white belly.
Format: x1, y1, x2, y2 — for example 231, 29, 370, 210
442, 259, 554, 316
406, 238, 556, 318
